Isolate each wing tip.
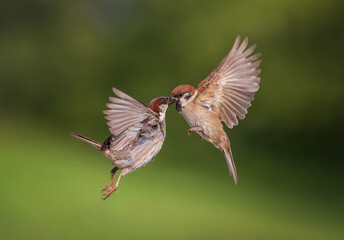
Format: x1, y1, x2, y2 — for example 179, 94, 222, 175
235, 35, 241, 42
112, 87, 129, 98
232, 35, 241, 51
112, 87, 119, 93
238, 37, 249, 53
105, 103, 112, 108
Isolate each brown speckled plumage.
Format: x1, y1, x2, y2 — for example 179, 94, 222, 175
71, 88, 171, 200
170, 36, 261, 184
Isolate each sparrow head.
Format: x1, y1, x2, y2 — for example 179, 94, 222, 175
149, 96, 170, 122
170, 85, 197, 111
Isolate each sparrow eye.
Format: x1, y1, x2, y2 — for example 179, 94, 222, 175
162, 98, 167, 104
177, 93, 183, 98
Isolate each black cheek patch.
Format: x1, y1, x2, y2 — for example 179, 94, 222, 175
176, 102, 182, 111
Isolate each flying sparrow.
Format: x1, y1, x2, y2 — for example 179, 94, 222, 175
71, 88, 172, 200
170, 36, 261, 184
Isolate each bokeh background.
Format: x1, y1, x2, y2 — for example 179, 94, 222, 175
1, 0, 343, 239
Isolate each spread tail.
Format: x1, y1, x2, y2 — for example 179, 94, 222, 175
224, 146, 238, 184
70, 132, 101, 150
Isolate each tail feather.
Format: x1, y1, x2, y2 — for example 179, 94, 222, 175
70, 132, 102, 150
224, 146, 238, 184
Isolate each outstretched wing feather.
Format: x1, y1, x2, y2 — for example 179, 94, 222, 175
197, 36, 261, 129
104, 88, 157, 136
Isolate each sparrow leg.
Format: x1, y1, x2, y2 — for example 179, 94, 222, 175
101, 167, 119, 200
188, 127, 204, 138
101, 173, 122, 200
109, 167, 118, 186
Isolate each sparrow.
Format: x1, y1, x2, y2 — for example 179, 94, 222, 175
170, 36, 261, 184
71, 88, 172, 200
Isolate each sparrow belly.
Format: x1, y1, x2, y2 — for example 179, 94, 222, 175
126, 132, 165, 173
181, 105, 224, 147
180, 106, 199, 129
102, 149, 132, 168
181, 106, 209, 134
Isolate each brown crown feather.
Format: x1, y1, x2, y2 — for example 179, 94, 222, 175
149, 97, 164, 114
171, 85, 196, 97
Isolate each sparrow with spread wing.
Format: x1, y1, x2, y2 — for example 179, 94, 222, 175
71, 88, 172, 200
170, 36, 261, 184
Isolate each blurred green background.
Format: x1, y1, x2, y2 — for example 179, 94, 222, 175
1, 0, 343, 239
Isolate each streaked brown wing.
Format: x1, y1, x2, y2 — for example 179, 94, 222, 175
109, 124, 144, 151
103, 88, 157, 136
197, 36, 261, 128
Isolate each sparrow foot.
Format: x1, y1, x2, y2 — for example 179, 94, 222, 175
188, 127, 204, 138
101, 184, 117, 200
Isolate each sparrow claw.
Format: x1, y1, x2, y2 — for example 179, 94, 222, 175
187, 127, 204, 139
101, 184, 117, 200
101, 185, 110, 193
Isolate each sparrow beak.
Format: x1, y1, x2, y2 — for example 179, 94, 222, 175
169, 96, 176, 105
